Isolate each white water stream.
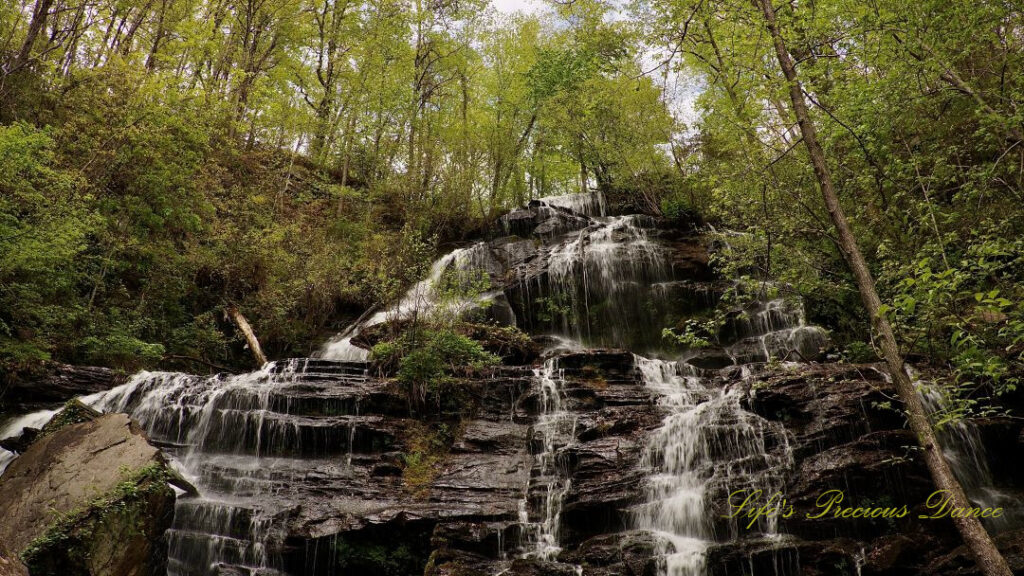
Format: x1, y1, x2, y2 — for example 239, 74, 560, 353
519, 358, 578, 561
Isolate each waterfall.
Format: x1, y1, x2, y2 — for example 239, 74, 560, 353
536, 191, 607, 218
319, 242, 502, 361
520, 358, 578, 561
5, 191, 1015, 576
917, 377, 1018, 530
509, 213, 676, 351
633, 358, 710, 576
0, 409, 59, 475
633, 288, 826, 575
634, 356, 793, 576
2, 358, 372, 575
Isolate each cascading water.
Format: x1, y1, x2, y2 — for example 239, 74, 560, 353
319, 242, 505, 361
0, 409, 59, 474
3, 190, 1015, 576
918, 377, 1020, 530
633, 358, 711, 576
3, 358, 373, 575
509, 213, 677, 351
536, 191, 607, 218
629, 281, 841, 576
519, 358, 578, 561
633, 355, 795, 576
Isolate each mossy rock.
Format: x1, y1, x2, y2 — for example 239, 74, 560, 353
39, 399, 103, 437
21, 464, 175, 576
0, 414, 178, 576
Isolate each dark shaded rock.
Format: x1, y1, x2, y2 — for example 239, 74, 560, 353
426, 550, 510, 576
0, 428, 37, 453
287, 519, 437, 576
496, 202, 592, 239
431, 519, 521, 560
781, 429, 937, 540
658, 232, 713, 281
560, 435, 649, 543
974, 417, 1024, 490
505, 558, 580, 576
860, 530, 960, 575
1, 362, 126, 413
708, 536, 862, 576
746, 364, 905, 460
925, 527, 1024, 576
562, 530, 661, 576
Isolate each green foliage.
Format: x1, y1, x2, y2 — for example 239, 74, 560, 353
636, 0, 1024, 421
334, 538, 424, 576
662, 320, 715, 349
400, 421, 460, 498
0, 0, 678, 377
0, 122, 93, 370
39, 400, 101, 437
534, 295, 572, 323
332, 524, 433, 576
372, 328, 498, 415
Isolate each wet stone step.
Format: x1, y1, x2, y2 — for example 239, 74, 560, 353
273, 374, 371, 387
213, 564, 290, 576
263, 388, 405, 417
168, 529, 257, 569
142, 383, 394, 420
172, 500, 262, 540
176, 412, 396, 457
190, 455, 359, 496
268, 359, 368, 377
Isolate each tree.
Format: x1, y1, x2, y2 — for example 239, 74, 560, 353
751, 0, 1012, 573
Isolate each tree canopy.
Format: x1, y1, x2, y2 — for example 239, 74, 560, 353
0, 0, 682, 374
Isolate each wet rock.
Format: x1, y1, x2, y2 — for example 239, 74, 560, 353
924, 527, 1024, 575
505, 558, 581, 576
974, 417, 1024, 488
708, 536, 862, 576
426, 550, 511, 576
496, 202, 592, 239
658, 232, 713, 281
0, 411, 176, 576
861, 530, 956, 575
561, 436, 648, 543
0, 428, 37, 453
562, 531, 660, 576
2, 362, 126, 413
746, 364, 905, 459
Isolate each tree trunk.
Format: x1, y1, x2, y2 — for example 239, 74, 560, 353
751, 1, 1013, 575
227, 306, 268, 367
145, 0, 170, 71
11, 0, 54, 73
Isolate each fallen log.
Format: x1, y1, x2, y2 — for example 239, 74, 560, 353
226, 306, 268, 367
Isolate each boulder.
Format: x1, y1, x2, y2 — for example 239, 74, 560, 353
0, 411, 178, 576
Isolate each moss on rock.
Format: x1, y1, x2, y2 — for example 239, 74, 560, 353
20, 463, 175, 576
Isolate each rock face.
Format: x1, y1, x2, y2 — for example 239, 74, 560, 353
0, 410, 177, 576
6, 192, 1022, 576
1, 362, 126, 413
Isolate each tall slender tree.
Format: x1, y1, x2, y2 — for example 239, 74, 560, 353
751, 0, 1012, 573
